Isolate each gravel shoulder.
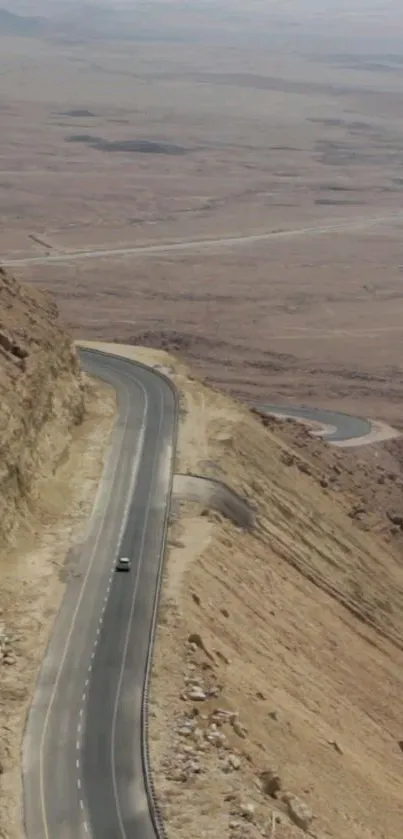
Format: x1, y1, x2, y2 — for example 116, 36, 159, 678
79, 341, 403, 839
0, 375, 116, 839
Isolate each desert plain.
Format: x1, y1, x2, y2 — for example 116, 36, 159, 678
1, 1, 403, 424
3, 5, 403, 839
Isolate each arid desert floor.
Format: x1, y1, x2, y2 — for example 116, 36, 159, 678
2, 3, 403, 421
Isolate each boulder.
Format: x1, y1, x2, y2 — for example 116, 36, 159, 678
239, 802, 255, 822
228, 754, 241, 770
188, 686, 207, 701
260, 768, 281, 798
285, 795, 313, 832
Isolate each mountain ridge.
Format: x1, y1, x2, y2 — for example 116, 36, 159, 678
0, 8, 45, 35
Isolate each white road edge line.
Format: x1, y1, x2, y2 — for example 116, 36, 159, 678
74, 361, 150, 835
110, 386, 164, 839
38, 358, 147, 839
37, 376, 133, 839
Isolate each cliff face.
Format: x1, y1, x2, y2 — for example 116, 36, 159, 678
0, 266, 84, 547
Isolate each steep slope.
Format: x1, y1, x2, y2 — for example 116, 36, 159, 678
154, 356, 403, 839
80, 343, 403, 839
0, 266, 84, 547
0, 272, 116, 839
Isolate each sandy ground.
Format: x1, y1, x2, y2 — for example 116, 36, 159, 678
3, 8, 403, 835
4, 20, 403, 430
80, 341, 403, 839
0, 375, 116, 839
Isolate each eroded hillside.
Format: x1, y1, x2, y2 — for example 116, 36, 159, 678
81, 343, 403, 839
0, 272, 115, 839
0, 266, 84, 546
154, 357, 403, 839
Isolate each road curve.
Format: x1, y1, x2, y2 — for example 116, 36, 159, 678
23, 347, 177, 839
259, 403, 371, 443
258, 403, 400, 447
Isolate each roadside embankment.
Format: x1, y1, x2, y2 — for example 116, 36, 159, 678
0, 274, 116, 839
80, 341, 403, 839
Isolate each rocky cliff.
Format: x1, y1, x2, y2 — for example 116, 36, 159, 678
0, 266, 84, 547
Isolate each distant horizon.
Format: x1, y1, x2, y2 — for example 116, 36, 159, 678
2, 0, 403, 51
3, 0, 403, 13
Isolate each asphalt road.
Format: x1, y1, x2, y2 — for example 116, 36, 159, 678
3, 211, 403, 267
23, 347, 177, 839
259, 403, 371, 442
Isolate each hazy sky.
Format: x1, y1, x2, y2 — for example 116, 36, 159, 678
5, 0, 402, 14
6, 0, 401, 8
5, 0, 403, 37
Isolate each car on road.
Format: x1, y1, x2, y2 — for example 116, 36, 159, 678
116, 556, 131, 572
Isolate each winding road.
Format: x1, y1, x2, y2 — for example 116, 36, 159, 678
23, 347, 177, 839
259, 403, 371, 443
21, 344, 399, 839
258, 403, 399, 446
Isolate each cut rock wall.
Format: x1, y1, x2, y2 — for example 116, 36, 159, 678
0, 266, 84, 547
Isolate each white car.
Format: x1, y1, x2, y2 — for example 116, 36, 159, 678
116, 556, 131, 572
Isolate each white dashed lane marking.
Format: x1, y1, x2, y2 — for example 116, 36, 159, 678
75, 563, 117, 833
